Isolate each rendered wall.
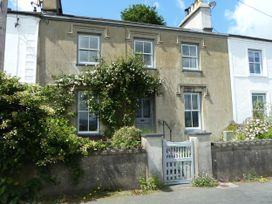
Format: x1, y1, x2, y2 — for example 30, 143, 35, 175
212, 140, 272, 180
228, 37, 272, 123
38, 150, 147, 196
38, 17, 233, 141
4, 14, 39, 83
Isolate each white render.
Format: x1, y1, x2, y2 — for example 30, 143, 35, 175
4, 13, 40, 83
228, 36, 272, 123
180, 2, 212, 31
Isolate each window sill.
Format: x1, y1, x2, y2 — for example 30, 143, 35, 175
77, 63, 98, 67
182, 69, 202, 73
77, 132, 103, 137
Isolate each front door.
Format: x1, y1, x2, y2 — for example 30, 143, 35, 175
136, 97, 154, 131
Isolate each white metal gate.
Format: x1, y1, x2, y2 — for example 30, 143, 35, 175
163, 140, 194, 184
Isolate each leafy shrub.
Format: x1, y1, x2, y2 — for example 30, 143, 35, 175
256, 127, 272, 139
55, 56, 160, 135
111, 126, 142, 149
243, 118, 269, 140
192, 175, 218, 187
138, 177, 160, 192
224, 121, 239, 131
0, 72, 107, 203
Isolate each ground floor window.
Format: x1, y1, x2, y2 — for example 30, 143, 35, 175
252, 93, 266, 118
77, 91, 99, 134
184, 93, 201, 128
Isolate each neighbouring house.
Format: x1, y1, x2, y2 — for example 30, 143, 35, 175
228, 35, 272, 124
3, 11, 40, 83
36, 0, 233, 141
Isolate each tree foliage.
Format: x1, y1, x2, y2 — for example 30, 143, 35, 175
121, 4, 166, 25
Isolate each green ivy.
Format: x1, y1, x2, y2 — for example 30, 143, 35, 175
55, 56, 160, 135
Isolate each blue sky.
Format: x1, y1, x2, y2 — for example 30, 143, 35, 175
8, 0, 272, 39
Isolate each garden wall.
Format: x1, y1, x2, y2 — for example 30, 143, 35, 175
211, 140, 272, 180
39, 150, 147, 196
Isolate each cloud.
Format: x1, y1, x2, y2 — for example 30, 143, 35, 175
225, 0, 272, 39
9, 0, 40, 12
153, 1, 160, 9
177, 0, 185, 10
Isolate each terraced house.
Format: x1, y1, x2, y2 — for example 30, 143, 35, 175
30, 0, 231, 141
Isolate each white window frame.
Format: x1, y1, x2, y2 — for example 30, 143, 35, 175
248, 49, 262, 75
182, 44, 199, 70
251, 93, 266, 117
184, 93, 201, 129
77, 91, 99, 134
78, 34, 100, 65
134, 39, 154, 68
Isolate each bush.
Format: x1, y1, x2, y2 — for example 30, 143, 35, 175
243, 118, 269, 140
224, 121, 239, 131
0, 72, 107, 202
138, 177, 160, 192
111, 126, 141, 149
192, 175, 218, 187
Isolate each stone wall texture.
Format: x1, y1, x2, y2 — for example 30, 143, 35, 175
211, 140, 272, 180
40, 150, 147, 196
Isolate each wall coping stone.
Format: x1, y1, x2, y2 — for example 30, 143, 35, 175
142, 133, 164, 138
212, 139, 272, 148
89, 148, 146, 156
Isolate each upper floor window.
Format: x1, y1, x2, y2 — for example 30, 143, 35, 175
184, 93, 201, 129
78, 34, 100, 65
248, 49, 262, 75
182, 44, 199, 70
134, 39, 154, 68
77, 91, 99, 134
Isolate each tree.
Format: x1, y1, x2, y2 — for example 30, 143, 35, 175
121, 4, 166, 25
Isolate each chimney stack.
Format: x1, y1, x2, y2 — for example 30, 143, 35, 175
179, 0, 214, 32
41, 0, 63, 15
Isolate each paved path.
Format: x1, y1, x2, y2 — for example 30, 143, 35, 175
85, 182, 272, 204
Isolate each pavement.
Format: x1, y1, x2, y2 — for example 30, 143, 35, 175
84, 181, 272, 204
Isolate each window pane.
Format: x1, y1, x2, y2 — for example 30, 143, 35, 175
79, 50, 89, 62
190, 58, 197, 69
89, 36, 98, 49
248, 51, 254, 62
79, 93, 88, 111
89, 113, 98, 131
254, 52, 260, 62
89, 50, 98, 62
184, 95, 191, 110
144, 42, 151, 54
135, 41, 143, 53
182, 45, 189, 56
79, 36, 89, 49
192, 95, 198, 110
144, 55, 152, 66
189, 46, 197, 56
143, 99, 151, 118
185, 112, 192, 127
79, 112, 88, 131
252, 95, 257, 106
183, 58, 190, 68
192, 111, 199, 127
254, 64, 261, 74
249, 63, 255, 73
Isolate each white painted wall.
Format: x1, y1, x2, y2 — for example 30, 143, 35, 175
228, 37, 272, 123
182, 4, 212, 31
4, 13, 40, 83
